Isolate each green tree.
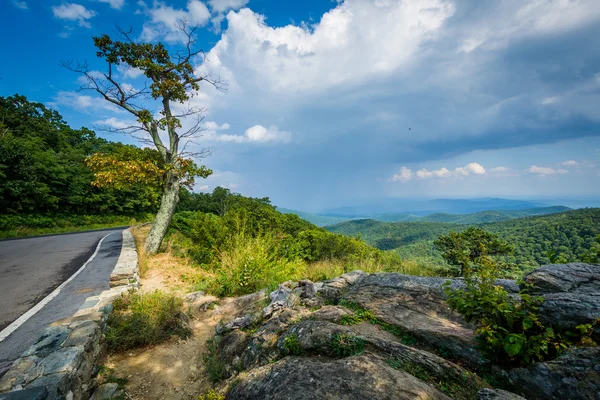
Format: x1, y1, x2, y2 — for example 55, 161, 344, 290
434, 227, 513, 276
65, 24, 221, 254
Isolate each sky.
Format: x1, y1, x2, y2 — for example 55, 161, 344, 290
1, 0, 600, 212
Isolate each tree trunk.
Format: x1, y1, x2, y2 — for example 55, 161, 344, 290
144, 171, 180, 255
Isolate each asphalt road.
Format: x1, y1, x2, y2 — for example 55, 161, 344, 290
0, 228, 124, 376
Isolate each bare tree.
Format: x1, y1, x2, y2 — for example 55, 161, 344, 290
64, 23, 225, 254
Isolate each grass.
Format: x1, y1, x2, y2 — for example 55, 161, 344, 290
338, 300, 418, 346
385, 358, 483, 400
282, 334, 304, 355
0, 214, 152, 239
104, 290, 192, 352
131, 226, 215, 294
329, 333, 365, 357
203, 337, 227, 383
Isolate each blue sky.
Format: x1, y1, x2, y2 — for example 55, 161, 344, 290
1, 0, 600, 212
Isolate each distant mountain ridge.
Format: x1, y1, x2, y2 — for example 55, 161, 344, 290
277, 205, 571, 227
326, 208, 600, 270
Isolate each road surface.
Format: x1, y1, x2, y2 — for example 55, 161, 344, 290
0, 228, 124, 376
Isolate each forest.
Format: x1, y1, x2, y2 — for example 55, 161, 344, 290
328, 208, 600, 272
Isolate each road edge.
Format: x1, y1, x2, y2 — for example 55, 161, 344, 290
0, 228, 140, 399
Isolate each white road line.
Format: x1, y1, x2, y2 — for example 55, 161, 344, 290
0, 233, 111, 343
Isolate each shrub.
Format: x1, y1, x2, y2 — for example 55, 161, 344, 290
282, 334, 304, 355
210, 231, 306, 297
203, 337, 227, 382
443, 256, 595, 366
329, 333, 365, 357
105, 290, 191, 352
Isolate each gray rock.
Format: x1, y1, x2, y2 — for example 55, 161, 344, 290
216, 315, 253, 334
25, 372, 74, 400
508, 346, 600, 400
184, 291, 206, 302
297, 279, 316, 298
525, 263, 600, 293
0, 357, 41, 392
262, 282, 299, 318
91, 383, 120, 400
226, 354, 452, 400
21, 326, 71, 358
0, 387, 47, 400
478, 388, 527, 400
35, 346, 84, 376
62, 321, 99, 350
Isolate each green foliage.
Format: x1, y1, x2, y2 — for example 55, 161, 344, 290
282, 334, 304, 355
198, 390, 225, 400
434, 227, 513, 277
0, 95, 161, 216
0, 214, 150, 239
442, 251, 596, 366
329, 333, 365, 357
329, 208, 600, 271
385, 359, 483, 400
105, 290, 191, 352
169, 188, 408, 297
203, 337, 227, 383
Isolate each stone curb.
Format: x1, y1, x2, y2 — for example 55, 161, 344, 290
0, 228, 140, 400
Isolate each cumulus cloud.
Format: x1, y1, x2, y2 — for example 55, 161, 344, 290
208, 0, 248, 13
141, 0, 211, 43
12, 1, 28, 10
52, 3, 96, 28
49, 91, 120, 113
94, 117, 134, 129
561, 160, 579, 166
390, 166, 413, 182
99, 0, 125, 10
392, 163, 486, 182
529, 166, 569, 175
215, 125, 292, 143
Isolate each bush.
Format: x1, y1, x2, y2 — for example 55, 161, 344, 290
105, 290, 191, 352
443, 257, 595, 366
329, 333, 365, 357
210, 231, 306, 297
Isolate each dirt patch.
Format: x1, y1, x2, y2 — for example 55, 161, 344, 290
104, 294, 224, 399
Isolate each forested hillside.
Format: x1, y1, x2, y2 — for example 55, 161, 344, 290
328, 208, 600, 270
0, 95, 158, 235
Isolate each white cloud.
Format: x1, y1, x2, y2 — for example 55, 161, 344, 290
199, 185, 209, 190
393, 162, 486, 182
99, 0, 125, 10
201, 1, 456, 93
490, 166, 509, 172
213, 124, 292, 143
52, 3, 96, 28
529, 165, 569, 175
94, 117, 133, 129
541, 96, 559, 105
208, 0, 248, 13
142, 0, 211, 43
390, 167, 413, 182
455, 162, 486, 176
117, 64, 144, 79
13, 1, 28, 10
561, 160, 578, 166
416, 167, 451, 179
49, 91, 120, 113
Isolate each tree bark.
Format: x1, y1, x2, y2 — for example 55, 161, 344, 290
144, 170, 180, 255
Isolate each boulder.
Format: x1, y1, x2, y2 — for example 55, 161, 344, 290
478, 388, 527, 400
508, 346, 600, 400
525, 263, 600, 336
226, 354, 452, 400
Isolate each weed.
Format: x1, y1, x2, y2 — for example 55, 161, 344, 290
198, 390, 225, 400
105, 290, 191, 352
203, 337, 227, 382
329, 333, 365, 357
385, 358, 481, 400
282, 334, 304, 355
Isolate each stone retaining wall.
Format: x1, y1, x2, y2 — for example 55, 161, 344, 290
0, 229, 139, 400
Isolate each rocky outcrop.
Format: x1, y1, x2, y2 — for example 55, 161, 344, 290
524, 263, 600, 339
202, 264, 600, 400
